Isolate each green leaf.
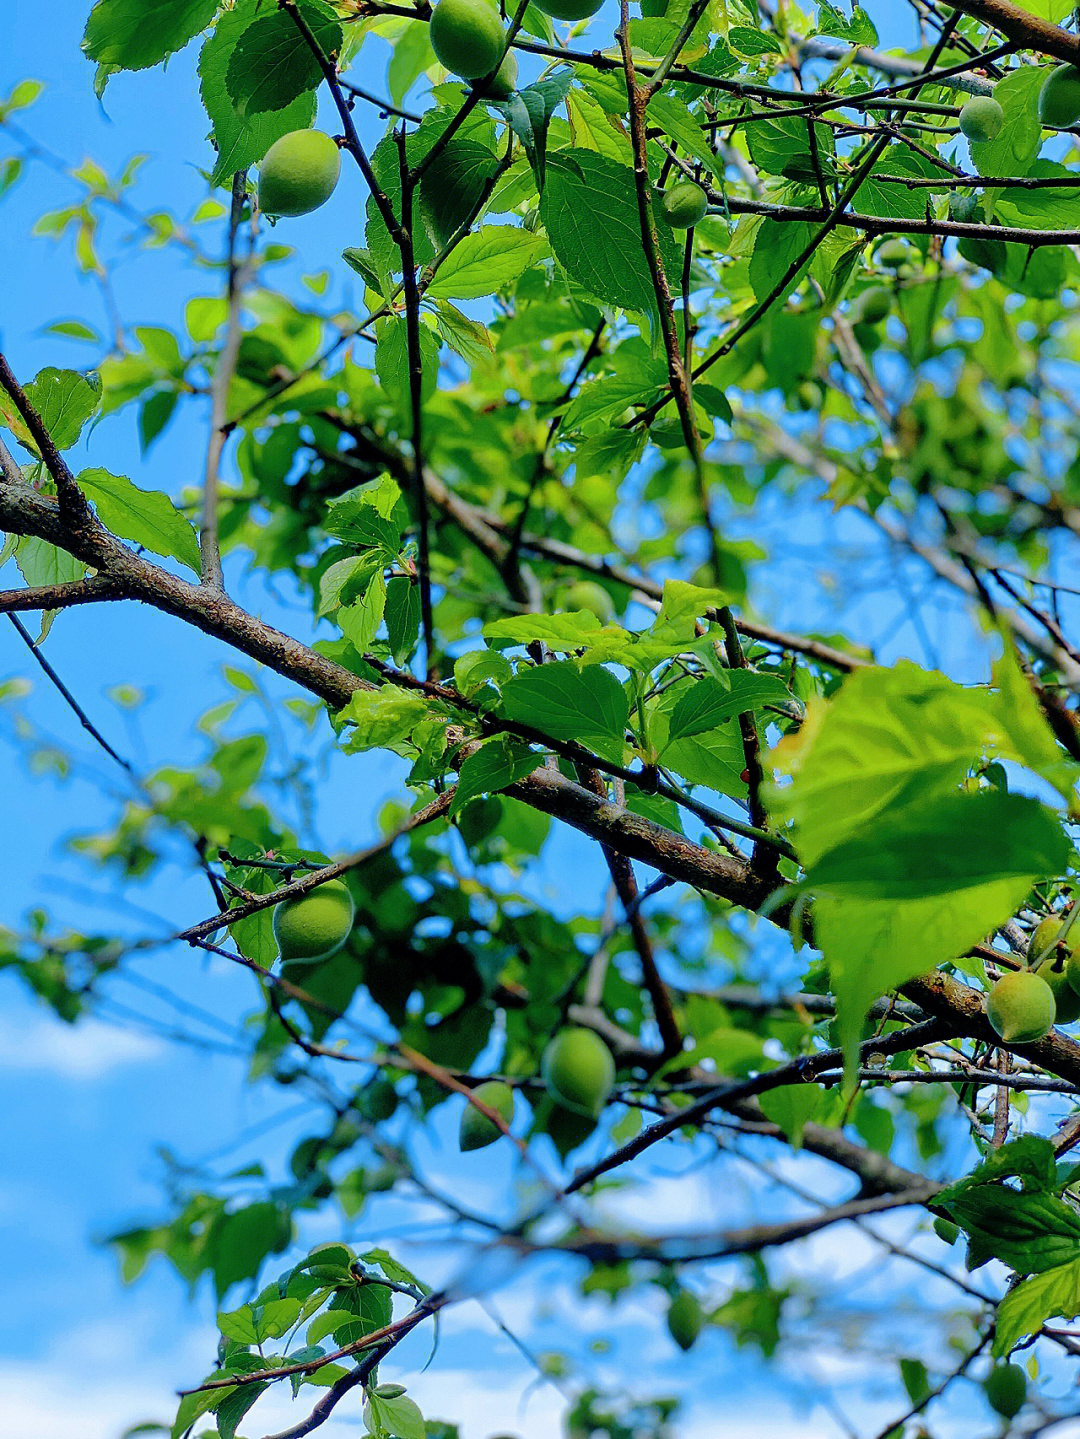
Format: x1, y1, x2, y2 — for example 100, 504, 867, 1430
366, 1393, 426, 1439
995, 1257, 1080, 1356
225, 0, 342, 117
665, 673, 792, 744
541, 150, 683, 314
339, 687, 431, 751
426, 227, 547, 301
451, 737, 544, 816
338, 570, 387, 653
83, 0, 217, 72
490, 72, 573, 188
15, 537, 87, 591
375, 317, 440, 412
483, 611, 610, 651
385, 576, 421, 665
937, 1184, 1080, 1275
199, 1, 319, 184
417, 138, 501, 248
77, 468, 201, 573
758, 1084, 822, 1148
0, 367, 101, 453
500, 660, 629, 765
771, 661, 1073, 1068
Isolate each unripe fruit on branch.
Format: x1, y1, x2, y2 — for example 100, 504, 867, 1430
257, 131, 341, 217
851, 286, 891, 325
659, 181, 708, 229
273, 878, 355, 962
357, 1077, 398, 1122
983, 1363, 1027, 1420
1033, 955, 1080, 1025
479, 49, 517, 98
532, 0, 604, 19
666, 1290, 704, 1351
1039, 65, 1080, 129
541, 1027, 615, 1117
876, 239, 913, 269
429, 0, 506, 79
458, 1080, 515, 1150
932, 1216, 959, 1245
566, 580, 616, 624
985, 970, 1055, 1044
1029, 915, 1071, 965
959, 95, 1003, 143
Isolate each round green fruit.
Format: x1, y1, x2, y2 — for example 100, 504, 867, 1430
1039, 64, 1080, 129
852, 286, 892, 325
273, 878, 355, 962
429, 0, 506, 79
959, 94, 1004, 143
459, 1080, 515, 1151
258, 130, 341, 218
1034, 955, 1080, 1024
566, 580, 616, 624
876, 239, 913, 269
541, 1027, 615, 1117
984, 1363, 1027, 1420
357, 1077, 398, 1122
1029, 915, 1077, 966
531, 0, 604, 19
659, 181, 708, 230
480, 48, 517, 97
985, 970, 1055, 1044
932, 1216, 959, 1245
666, 1290, 704, 1351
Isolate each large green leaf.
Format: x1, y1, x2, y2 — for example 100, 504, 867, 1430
1, 367, 101, 453
198, 1, 319, 184
500, 660, 629, 765
426, 227, 547, 301
541, 150, 682, 314
83, 0, 217, 71
225, 0, 342, 117
78, 468, 201, 573
995, 1257, 1080, 1357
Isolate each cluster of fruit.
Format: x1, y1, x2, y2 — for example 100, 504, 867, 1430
253, 0, 712, 230
984, 915, 1080, 1045
271, 886, 617, 1147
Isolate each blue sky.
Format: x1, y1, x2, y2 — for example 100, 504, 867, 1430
2, 3, 1070, 1438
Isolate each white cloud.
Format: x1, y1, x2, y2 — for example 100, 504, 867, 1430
0, 1013, 161, 1078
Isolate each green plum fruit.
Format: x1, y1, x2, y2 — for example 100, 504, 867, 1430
1034, 954, 1080, 1024
532, 0, 604, 19
932, 1216, 959, 1245
1039, 64, 1080, 129
876, 239, 913, 269
983, 1363, 1027, 1420
852, 286, 892, 325
357, 1077, 398, 1122
429, 0, 506, 79
459, 1080, 515, 1150
273, 878, 355, 962
959, 95, 1004, 143
659, 181, 708, 229
666, 1291, 704, 1351
566, 580, 616, 624
541, 1027, 615, 1117
258, 130, 341, 217
985, 970, 1055, 1044
480, 48, 517, 97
